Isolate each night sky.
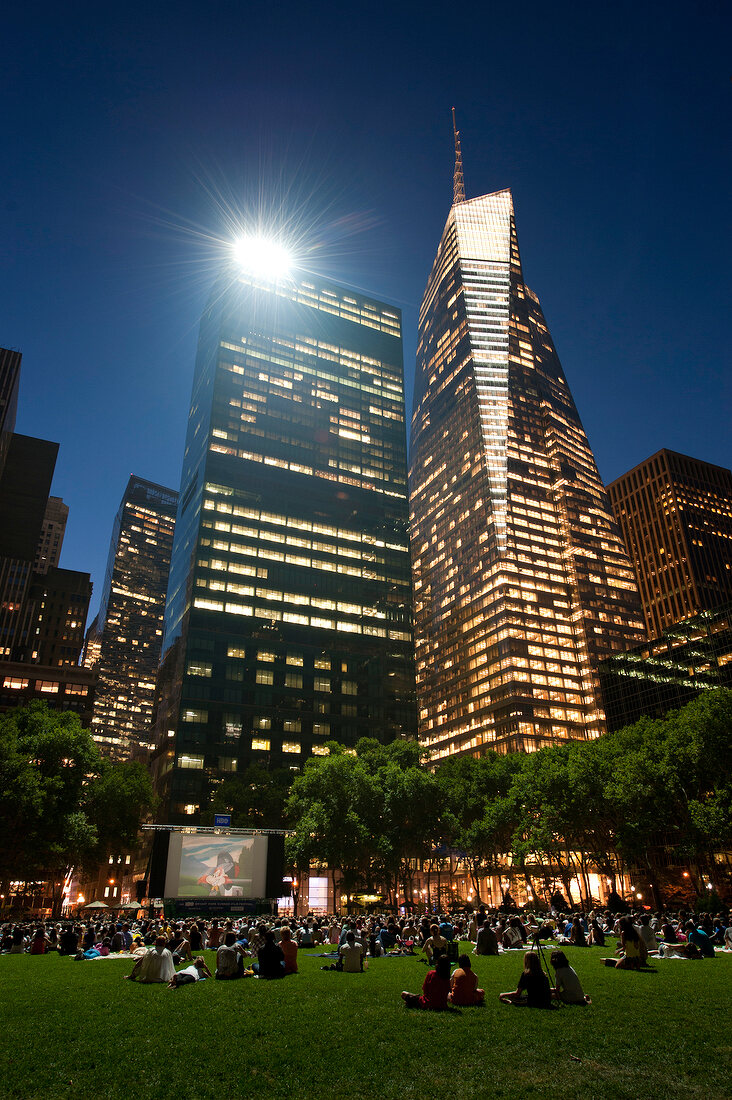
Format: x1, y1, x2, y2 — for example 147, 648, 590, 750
3, 1, 730, 623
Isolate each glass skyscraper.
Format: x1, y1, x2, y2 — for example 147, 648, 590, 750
152, 262, 415, 821
409, 186, 645, 761
88, 476, 178, 761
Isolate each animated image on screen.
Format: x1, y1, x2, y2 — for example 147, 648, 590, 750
178, 837, 257, 898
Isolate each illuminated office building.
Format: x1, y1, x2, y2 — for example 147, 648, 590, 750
89, 476, 177, 761
608, 450, 732, 640
409, 151, 645, 761
152, 260, 415, 821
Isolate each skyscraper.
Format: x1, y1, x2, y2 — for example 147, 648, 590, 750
409, 141, 645, 761
35, 496, 69, 574
89, 476, 178, 762
152, 257, 415, 821
608, 450, 732, 639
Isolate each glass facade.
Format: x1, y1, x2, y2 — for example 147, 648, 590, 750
599, 602, 732, 731
409, 189, 646, 761
608, 450, 732, 640
89, 476, 178, 761
152, 267, 416, 821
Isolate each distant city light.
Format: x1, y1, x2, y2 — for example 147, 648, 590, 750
232, 235, 292, 280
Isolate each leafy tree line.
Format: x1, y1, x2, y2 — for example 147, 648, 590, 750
0, 702, 156, 914
264, 689, 732, 909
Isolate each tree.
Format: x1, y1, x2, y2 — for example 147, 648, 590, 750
0, 703, 156, 912
208, 764, 292, 828
436, 753, 519, 904
285, 745, 381, 909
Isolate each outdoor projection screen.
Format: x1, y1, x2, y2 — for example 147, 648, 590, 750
163, 834, 269, 900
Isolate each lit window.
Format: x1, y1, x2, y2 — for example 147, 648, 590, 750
256, 670, 274, 685
224, 715, 242, 738
179, 754, 204, 770
254, 716, 272, 730
286, 654, 303, 666
283, 719, 301, 733
183, 804, 199, 816
314, 657, 331, 670
186, 661, 212, 677
257, 651, 275, 662
36, 681, 60, 694
342, 680, 358, 695
314, 677, 331, 692
182, 708, 208, 723
251, 738, 270, 751
227, 647, 246, 658
312, 744, 329, 756
282, 741, 301, 754
3, 677, 29, 690
218, 757, 237, 773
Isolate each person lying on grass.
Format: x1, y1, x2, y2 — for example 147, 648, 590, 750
549, 951, 591, 1004
448, 955, 485, 1006
498, 951, 552, 1008
402, 956, 452, 1009
168, 956, 212, 988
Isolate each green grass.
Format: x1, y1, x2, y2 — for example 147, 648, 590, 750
0, 945, 730, 1099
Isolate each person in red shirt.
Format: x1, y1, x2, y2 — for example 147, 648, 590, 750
401, 956, 451, 1009
448, 954, 485, 1006
280, 926, 298, 975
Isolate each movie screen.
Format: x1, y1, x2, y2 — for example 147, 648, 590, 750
163, 834, 269, 899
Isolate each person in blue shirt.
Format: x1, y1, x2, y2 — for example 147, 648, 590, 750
438, 918, 454, 942
686, 923, 715, 958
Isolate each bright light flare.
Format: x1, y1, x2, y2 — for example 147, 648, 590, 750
232, 235, 292, 280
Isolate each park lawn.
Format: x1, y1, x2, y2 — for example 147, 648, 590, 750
0, 944, 730, 1100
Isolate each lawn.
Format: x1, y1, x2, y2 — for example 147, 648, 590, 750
0, 945, 730, 1099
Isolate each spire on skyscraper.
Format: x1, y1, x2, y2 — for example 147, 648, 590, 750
452, 107, 466, 205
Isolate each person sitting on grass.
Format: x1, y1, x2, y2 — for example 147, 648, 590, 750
448, 954, 485, 1006
168, 956, 212, 988
402, 956, 452, 1009
422, 923, 449, 964
339, 930, 366, 973
606, 917, 648, 969
498, 951, 552, 1008
255, 930, 286, 979
685, 921, 716, 958
588, 919, 606, 947
279, 926, 298, 975
474, 915, 499, 956
549, 951, 591, 1004
126, 936, 175, 983
215, 932, 247, 980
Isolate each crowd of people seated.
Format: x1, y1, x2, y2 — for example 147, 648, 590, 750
2, 902, 730, 998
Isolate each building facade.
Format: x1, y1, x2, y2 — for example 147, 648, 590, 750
409, 186, 645, 761
34, 496, 68, 574
0, 347, 21, 480
89, 476, 178, 761
608, 449, 732, 640
599, 602, 732, 731
152, 265, 416, 821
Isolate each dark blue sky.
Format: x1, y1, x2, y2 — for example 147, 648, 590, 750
3, 1, 730, 621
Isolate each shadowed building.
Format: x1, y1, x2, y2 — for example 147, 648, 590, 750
152, 260, 415, 821
608, 450, 732, 640
409, 127, 645, 762
89, 476, 178, 761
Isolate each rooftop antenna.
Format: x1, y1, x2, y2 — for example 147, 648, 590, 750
452, 107, 466, 205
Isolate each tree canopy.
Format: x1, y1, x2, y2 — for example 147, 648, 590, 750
0, 702, 156, 888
